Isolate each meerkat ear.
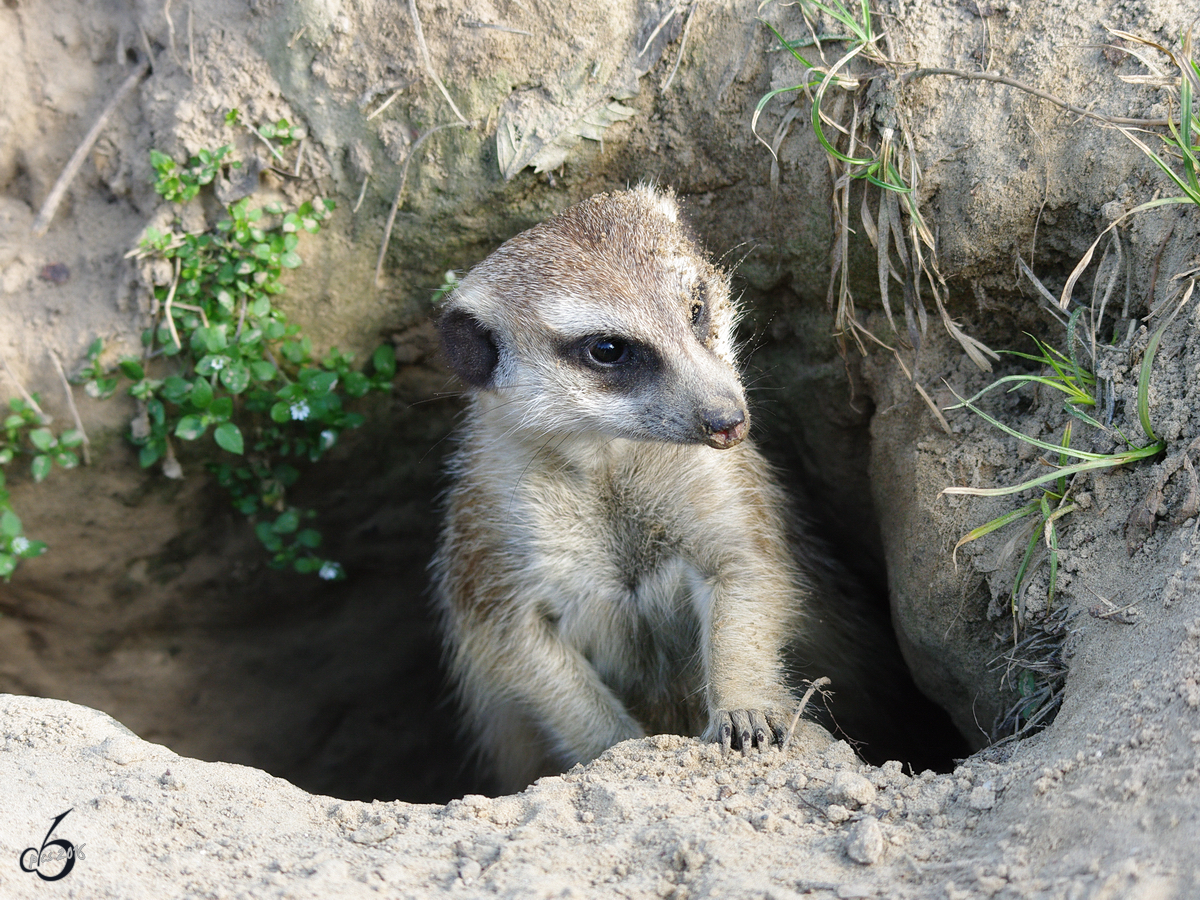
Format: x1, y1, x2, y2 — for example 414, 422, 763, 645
438, 307, 499, 388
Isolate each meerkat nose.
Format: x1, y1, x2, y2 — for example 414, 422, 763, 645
702, 406, 749, 449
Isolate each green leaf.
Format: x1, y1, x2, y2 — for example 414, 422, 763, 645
0, 554, 15, 579
301, 370, 338, 394
296, 528, 322, 549
190, 377, 214, 409
162, 376, 191, 404
255, 521, 283, 552
17, 539, 47, 559
250, 360, 277, 382
195, 325, 228, 353
220, 361, 251, 394
31, 455, 52, 482
55, 451, 79, 469
59, 429, 84, 448
280, 251, 302, 269
209, 397, 233, 420
214, 422, 244, 455
175, 415, 207, 441
29, 428, 56, 452
270, 401, 290, 423
119, 358, 146, 380
343, 371, 370, 398
272, 509, 300, 534
138, 443, 162, 468
372, 344, 396, 380
1, 509, 21, 537
85, 378, 118, 400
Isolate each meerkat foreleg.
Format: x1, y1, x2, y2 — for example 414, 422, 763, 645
689, 539, 803, 753
451, 613, 646, 770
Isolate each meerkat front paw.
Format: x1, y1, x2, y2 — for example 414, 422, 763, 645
706, 708, 791, 754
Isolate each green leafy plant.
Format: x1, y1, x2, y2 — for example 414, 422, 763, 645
754, 0, 996, 431
150, 145, 238, 204
225, 108, 306, 164
0, 396, 86, 579
1055, 28, 1198, 310
943, 301, 1183, 628
121, 145, 396, 577
2, 140, 396, 583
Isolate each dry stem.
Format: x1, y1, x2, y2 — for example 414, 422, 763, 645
50, 351, 90, 466
782, 676, 832, 751
32, 60, 151, 237
374, 121, 473, 289
407, 0, 470, 125
0, 352, 50, 423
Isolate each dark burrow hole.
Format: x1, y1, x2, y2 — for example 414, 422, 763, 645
2, 297, 968, 804
230, 290, 968, 801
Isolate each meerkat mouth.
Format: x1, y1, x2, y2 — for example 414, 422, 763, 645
706, 418, 748, 449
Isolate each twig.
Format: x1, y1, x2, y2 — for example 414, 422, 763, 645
662, 2, 698, 92
31, 60, 151, 237
901, 67, 1172, 127
247, 124, 286, 163
293, 138, 306, 178
171, 301, 209, 327
367, 88, 404, 121
0, 352, 50, 423
164, 0, 179, 66
162, 257, 183, 350
782, 676, 831, 751
50, 351, 90, 465
639, 5, 680, 57
353, 175, 370, 213
408, 0, 470, 125
374, 121, 473, 288
187, 1, 196, 81
460, 19, 533, 37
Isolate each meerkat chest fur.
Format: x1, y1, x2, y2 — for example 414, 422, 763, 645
433, 186, 807, 791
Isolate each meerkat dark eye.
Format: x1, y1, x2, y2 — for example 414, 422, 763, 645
690, 301, 704, 325
588, 338, 629, 365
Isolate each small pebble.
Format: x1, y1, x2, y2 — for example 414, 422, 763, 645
845, 816, 884, 865
830, 771, 877, 808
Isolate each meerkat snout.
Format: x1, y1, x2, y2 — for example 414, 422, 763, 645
701, 403, 748, 449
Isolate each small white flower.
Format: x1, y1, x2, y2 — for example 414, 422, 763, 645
320, 429, 337, 450
11, 536, 31, 554
318, 561, 342, 581
210, 356, 227, 371
290, 401, 310, 421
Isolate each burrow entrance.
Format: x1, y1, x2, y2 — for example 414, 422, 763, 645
1, 294, 973, 803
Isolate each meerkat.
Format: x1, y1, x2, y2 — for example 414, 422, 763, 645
431, 187, 885, 792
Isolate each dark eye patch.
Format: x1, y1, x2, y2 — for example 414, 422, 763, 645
557, 334, 661, 391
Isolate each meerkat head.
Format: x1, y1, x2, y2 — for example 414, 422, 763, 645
438, 186, 749, 450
